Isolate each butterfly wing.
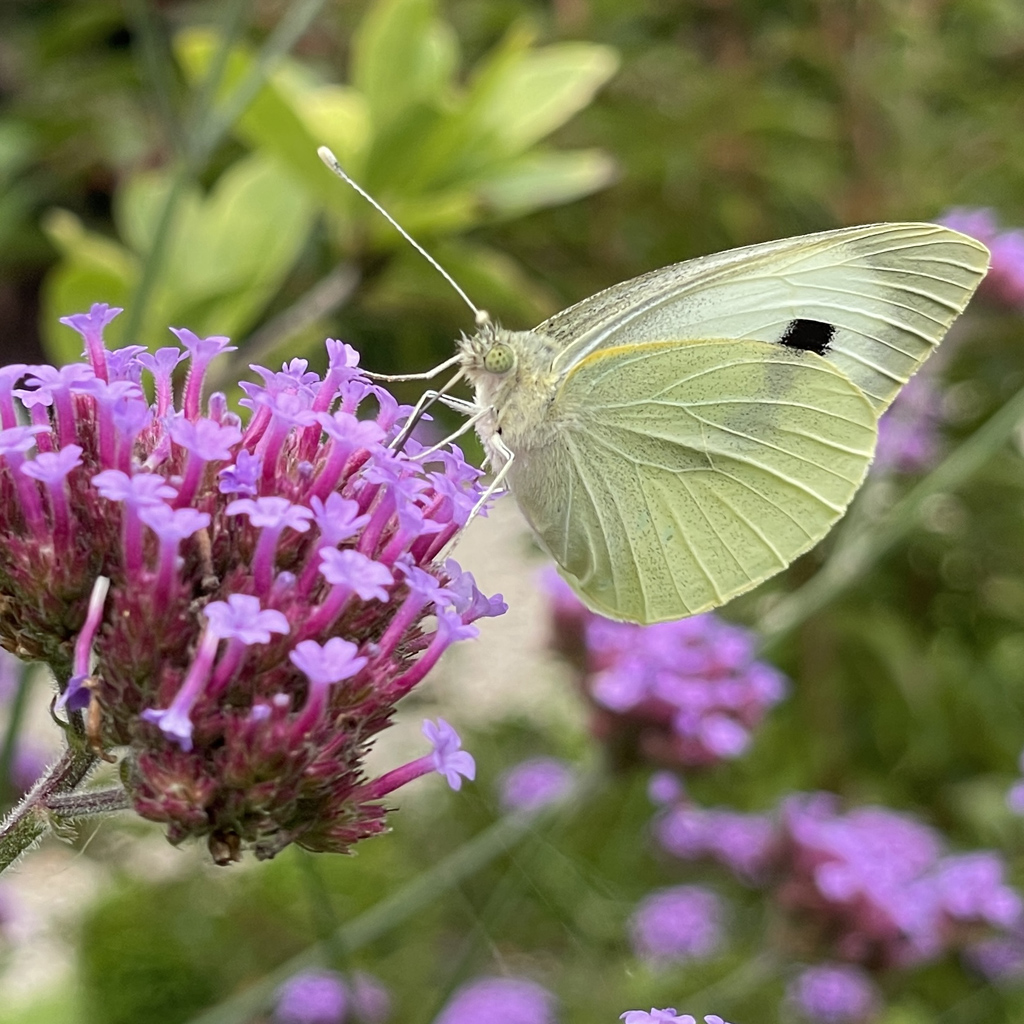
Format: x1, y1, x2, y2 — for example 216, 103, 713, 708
510, 338, 877, 623
537, 223, 989, 414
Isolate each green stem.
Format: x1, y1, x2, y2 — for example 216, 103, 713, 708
0, 745, 98, 873
45, 786, 130, 819
184, 781, 597, 1024
758, 381, 1024, 646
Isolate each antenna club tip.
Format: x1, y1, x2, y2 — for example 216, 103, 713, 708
317, 145, 339, 169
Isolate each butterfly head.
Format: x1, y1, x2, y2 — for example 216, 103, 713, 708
457, 321, 517, 378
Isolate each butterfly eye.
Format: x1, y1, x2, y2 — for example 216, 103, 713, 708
483, 343, 515, 375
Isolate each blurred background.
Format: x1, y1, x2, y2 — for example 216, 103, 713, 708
2, 0, 1024, 1022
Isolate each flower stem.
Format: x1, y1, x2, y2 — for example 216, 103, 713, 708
45, 786, 130, 819
182, 773, 603, 1024
758, 381, 1024, 646
0, 745, 98, 873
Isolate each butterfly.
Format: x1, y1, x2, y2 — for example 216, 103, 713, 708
316, 150, 988, 624
455, 223, 988, 624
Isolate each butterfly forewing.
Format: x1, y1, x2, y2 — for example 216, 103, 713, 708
538, 223, 989, 414
512, 339, 877, 623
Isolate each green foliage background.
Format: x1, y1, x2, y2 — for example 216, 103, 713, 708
2, 0, 1024, 1022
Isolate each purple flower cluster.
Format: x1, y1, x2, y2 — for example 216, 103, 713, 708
874, 372, 945, 475
651, 786, 1023, 1013
432, 977, 556, 1024
498, 756, 575, 812
652, 794, 777, 883
274, 969, 390, 1024
0, 304, 503, 861
786, 964, 879, 1024
940, 208, 1024, 308
629, 884, 724, 965
778, 794, 1022, 968
544, 573, 787, 769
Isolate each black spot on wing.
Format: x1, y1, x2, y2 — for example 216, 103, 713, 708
779, 318, 835, 356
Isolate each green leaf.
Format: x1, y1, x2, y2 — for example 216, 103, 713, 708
39, 208, 137, 363
465, 34, 619, 158
174, 28, 369, 217
471, 148, 618, 218
351, 0, 457, 132
40, 154, 314, 358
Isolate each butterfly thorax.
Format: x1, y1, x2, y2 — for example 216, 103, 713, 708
457, 324, 564, 467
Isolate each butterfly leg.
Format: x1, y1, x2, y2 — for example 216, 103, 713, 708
389, 368, 467, 451
361, 354, 463, 382
410, 404, 495, 461
465, 433, 515, 526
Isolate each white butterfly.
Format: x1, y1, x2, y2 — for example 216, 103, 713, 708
319, 150, 989, 624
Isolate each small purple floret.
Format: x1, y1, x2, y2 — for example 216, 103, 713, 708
20, 444, 83, 484
204, 595, 290, 644
424, 718, 476, 791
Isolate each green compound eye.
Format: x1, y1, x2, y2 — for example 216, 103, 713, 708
483, 342, 515, 375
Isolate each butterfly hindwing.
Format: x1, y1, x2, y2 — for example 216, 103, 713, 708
538, 223, 989, 414
511, 338, 878, 623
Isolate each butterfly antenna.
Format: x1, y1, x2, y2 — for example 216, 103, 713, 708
318, 146, 490, 329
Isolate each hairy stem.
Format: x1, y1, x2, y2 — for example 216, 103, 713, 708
0, 745, 98, 873
46, 786, 130, 819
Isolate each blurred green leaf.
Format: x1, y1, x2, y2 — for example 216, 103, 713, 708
351, 0, 457, 132
40, 153, 313, 360
472, 148, 618, 218
465, 34, 620, 159
174, 28, 369, 217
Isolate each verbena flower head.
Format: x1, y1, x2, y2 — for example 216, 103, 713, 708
274, 970, 390, 1024
432, 976, 556, 1024
275, 970, 348, 1024
653, 798, 778, 883
786, 964, 879, 1024
779, 793, 1023, 967
874, 373, 945, 475
0, 305, 503, 863
629, 884, 724, 965
940, 208, 1024, 307
498, 756, 574, 812
544, 571, 787, 769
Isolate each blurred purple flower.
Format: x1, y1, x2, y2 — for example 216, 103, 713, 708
966, 931, 1024, 984
275, 971, 347, 1024
0, 306, 502, 863
874, 373, 945, 474
787, 964, 879, 1024
654, 801, 777, 882
779, 794, 1023, 968
940, 207, 1024, 307
499, 757, 574, 812
432, 977, 556, 1024
629, 885, 724, 964
543, 572, 787, 770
